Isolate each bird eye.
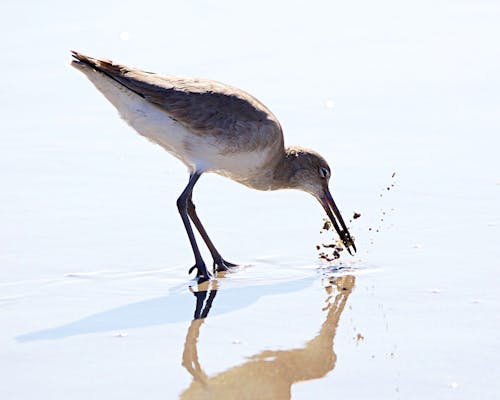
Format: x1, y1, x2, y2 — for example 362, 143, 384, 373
319, 167, 329, 179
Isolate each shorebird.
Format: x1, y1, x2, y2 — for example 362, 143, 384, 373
71, 51, 356, 280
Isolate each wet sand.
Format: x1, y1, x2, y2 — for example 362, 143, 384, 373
1, 1, 500, 399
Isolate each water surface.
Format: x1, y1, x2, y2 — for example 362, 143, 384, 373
1, 1, 499, 399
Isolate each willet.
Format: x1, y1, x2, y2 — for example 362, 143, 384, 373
71, 51, 356, 280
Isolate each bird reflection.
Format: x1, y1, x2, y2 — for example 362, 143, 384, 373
180, 275, 356, 399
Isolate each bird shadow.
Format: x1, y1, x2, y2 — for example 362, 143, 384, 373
16, 271, 315, 342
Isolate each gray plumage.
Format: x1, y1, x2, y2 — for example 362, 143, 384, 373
70, 51, 356, 278
71, 51, 283, 155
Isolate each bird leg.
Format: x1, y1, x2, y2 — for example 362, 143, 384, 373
187, 195, 238, 273
177, 173, 210, 281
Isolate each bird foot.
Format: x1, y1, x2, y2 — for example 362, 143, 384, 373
189, 262, 211, 282
213, 258, 238, 273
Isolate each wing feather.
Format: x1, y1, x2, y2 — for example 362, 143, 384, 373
71, 51, 283, 152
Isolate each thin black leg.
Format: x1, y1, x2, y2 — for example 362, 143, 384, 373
187, 195, 237, 273
177, 173, 210, 280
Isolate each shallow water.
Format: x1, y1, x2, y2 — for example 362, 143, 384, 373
1, 1, 500, 398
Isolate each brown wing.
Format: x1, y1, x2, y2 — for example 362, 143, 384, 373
71, 51, 283, 152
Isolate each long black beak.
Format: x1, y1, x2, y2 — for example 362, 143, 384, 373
319, 188, 357, 255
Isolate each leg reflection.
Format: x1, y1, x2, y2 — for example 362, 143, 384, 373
182, 279, 219, 385
180, 275, 356, 400
192, 287, 218, 320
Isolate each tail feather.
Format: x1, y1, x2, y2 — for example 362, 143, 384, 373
70, 50, 146, 98
71, 50, 122, 76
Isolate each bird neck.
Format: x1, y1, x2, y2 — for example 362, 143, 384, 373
236, 146, 301, 191
268, 146, 302, 190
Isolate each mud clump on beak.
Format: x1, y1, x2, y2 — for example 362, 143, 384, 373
317, 217, 357, 262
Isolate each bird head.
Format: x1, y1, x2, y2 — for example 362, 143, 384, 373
282, 147, 356, 255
